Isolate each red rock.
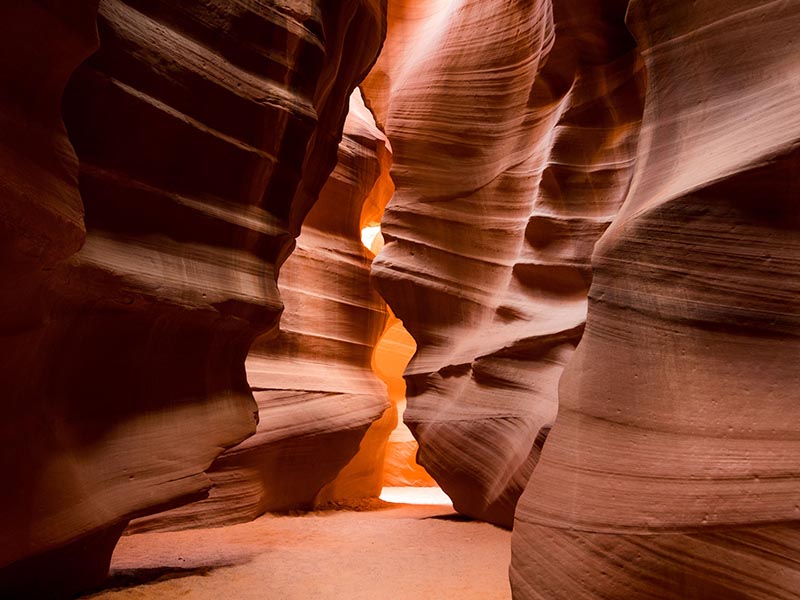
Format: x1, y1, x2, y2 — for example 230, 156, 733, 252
0, 1, 103, 595
127, 90, 396, 530
363, 0, 644, 526
511, 1, 800, 597
4, 0, 799, 597
374, 317, 435, 487
0, 1, 386, 596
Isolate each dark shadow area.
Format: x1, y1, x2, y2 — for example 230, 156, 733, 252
0, 522, 126, 600
74, 560, 256, 600
77, 561, 250, 598
103, 565, 215, 588
425, 513, 475, 523
311, 498, 397, 513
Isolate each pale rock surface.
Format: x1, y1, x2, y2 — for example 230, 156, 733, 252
0, 1, 386, 596
363, 0, 645, 526
512, 1, 800, 598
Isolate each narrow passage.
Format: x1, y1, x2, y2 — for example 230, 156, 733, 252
83, 491, 512, 600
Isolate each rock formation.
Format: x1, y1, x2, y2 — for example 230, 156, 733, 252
0, 0, 103, 593
4, 0, 799, 596
511, 0, 800, 598
0, 1, 386, 596
128, 89, 395, 531
363, 0, 645, 526
375, 314, 435, 487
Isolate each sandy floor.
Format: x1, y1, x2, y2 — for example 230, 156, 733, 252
82, 491, 511, 600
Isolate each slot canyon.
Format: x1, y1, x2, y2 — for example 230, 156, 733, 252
1, 0, 798, 598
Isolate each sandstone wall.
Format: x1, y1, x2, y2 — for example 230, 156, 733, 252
0, 1, 385, 596
363, 0, 645, 526
0, 0, 103, 593
511, 1, 800, 597
129, 90, 395, 531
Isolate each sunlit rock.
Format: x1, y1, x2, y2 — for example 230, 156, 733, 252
511, 1, 800, 597
363, 0, 644, 526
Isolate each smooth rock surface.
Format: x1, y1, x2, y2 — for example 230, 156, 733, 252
0, 1, 386, 595
364, 0, 645, 526
0, 1, 104, 595
129, 89, 395, 532
511, 1, 800, 597
5, 0, 799, 597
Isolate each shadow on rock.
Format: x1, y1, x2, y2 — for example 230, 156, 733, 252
78, 562, 247, 597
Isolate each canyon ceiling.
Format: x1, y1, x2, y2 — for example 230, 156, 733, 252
1, 0, 799, 599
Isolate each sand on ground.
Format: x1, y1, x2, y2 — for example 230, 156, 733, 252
81, 493, 512, 600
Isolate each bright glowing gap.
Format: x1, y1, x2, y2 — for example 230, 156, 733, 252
361, 224, 384, 254
379, 486, 453, 506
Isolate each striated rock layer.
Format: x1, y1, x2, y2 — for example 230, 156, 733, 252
129, 90, 395, 531
364, 0, 644, 525
512, 1, 800, 598
0, 1, 386, 596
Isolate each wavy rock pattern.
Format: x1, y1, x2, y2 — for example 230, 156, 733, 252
129, 90, 394, 531
0, 1, 385, 596
375, 316, 435, 487
512, 1, 800, 598
364, 0, 644, 526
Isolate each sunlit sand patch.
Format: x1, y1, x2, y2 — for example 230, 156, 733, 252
380, 486, 453, 506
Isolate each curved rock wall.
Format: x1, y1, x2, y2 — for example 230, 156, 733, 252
268, 91, 394, 509
129, 90, 394, 531
0, 1, 104, 594
511, 1, 800, 597
375, 315, 435, 487
5, 0, 797, 596
0, 0, 385, 596
364, 0, 644, 526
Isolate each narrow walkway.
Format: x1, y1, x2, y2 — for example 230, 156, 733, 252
83, 492, 512, 600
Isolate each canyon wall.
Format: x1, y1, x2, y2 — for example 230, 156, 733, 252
0, 1, 386, 596
0, 0, 103, 592
511, 0, 800, 598
129, 90, 395, 531
366, 0, 800, 594
4, 0, 798, 597
363, 0, 645, 526
375, 314, 434, 487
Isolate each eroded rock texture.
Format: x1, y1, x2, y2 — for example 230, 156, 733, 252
364, 0, 644, 526
512, 1, 800, 598
0, 1, 385, 596
129, 90, 394, 531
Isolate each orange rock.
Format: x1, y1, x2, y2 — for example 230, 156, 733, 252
128, 90, 396, 530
